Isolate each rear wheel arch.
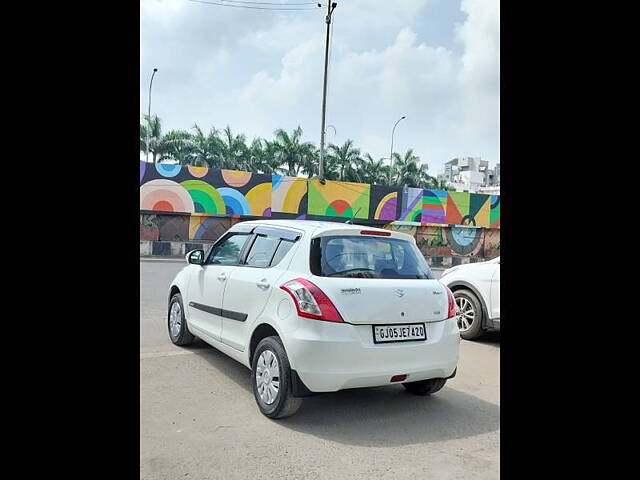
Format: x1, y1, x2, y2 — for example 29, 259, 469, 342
447, 281, 489, 325
249, 323, 280, 366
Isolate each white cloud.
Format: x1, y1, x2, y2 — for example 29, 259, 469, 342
141, 0, 500, 174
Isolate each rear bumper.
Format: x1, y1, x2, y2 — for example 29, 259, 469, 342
285, 317, 461, 393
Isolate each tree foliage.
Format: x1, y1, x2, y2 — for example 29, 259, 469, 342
140, 115, 447, 190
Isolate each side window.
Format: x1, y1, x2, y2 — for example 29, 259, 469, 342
208, 234, 249, 265
246, 235, 280, 268
271, 239, 294, 266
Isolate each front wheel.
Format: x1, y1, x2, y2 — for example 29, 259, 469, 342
251, 336, 302, 419
403, 378, 447, 396
168, 293, 195, 346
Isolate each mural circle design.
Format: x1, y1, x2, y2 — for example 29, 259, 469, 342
460, 215, 477, 227
140, 179, 195, 213
187, 165, 209, 178
180, 180, 225, 214
222, 170, 252, 187
155, 163, 181, 178
447, 226, 483, 256
217, 187, 251, 215
327, 199, 352, 217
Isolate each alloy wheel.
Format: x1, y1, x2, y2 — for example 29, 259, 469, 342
455, 296, 475, 332
169, 301, 182, 339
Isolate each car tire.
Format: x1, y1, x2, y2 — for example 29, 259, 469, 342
402, 378, 447, 396
251, 336, 302, 419
453, 288, 484, 340
168, 293, 195, 346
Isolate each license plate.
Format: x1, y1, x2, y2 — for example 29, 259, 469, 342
372, 323, 427, 344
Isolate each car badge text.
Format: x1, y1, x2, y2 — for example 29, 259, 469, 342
341, 288, 361, 295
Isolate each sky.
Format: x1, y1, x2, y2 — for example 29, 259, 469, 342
140, 0, 499, 176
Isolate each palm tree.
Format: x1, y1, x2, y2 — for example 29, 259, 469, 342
354, 153, 388, 185
244, 138, 281, 174
159, 130, 194, 165
140, 114, 164, 163
390, 149, 428, 188
219, 126, 249, 170
299, 146, 319, 178
431, 177, 451, 190
326, 139, 362, 182
191, 125, 222, 168
272, 126, 316, 177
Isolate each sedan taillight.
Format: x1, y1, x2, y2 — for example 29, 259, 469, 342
280, 278, 344, 323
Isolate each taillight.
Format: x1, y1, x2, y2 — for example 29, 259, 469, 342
280, 278, 344, 322
443, 285, 456, 319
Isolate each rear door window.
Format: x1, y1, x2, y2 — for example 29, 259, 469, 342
311, 235, 433, 279
270, 239, 295, 266
245, 235, 280, 268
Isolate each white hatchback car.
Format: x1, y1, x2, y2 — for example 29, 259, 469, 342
167, 220, 460, 418
439, 256, 500, 340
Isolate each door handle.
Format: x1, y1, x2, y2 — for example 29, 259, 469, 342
217, 273, 227, 281
256, 279, 270, 289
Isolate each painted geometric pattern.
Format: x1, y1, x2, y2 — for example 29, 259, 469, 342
307, 178, 370, 219
422, 189, 448, 224
369, 185, 400, 221
272, 174, 307, 214
188, 215, 232, 241
490, 195, 500, 228
140, 179, 195, 213
399, 187, 424, 223
445, 192, 470, 225
140, 164, 500, 227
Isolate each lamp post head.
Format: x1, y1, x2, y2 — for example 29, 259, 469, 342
153, 68, 158, 72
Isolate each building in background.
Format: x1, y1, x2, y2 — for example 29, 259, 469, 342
438, 157, 500, 193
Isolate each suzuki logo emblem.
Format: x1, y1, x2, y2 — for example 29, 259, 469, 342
394, 289, 406, 298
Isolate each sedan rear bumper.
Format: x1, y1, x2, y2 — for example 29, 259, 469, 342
285, 317, 460, 393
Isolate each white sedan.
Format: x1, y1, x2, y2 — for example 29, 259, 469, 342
167, 220, 461, 418
439, 256, 500, 340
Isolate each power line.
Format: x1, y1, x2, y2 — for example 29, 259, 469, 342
188, 0, 322, 11
218, 1, 320, 5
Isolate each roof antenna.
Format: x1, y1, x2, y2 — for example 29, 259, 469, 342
345, 207, 361, 224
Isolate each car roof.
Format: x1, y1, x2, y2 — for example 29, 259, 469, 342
230, 219, 391, 235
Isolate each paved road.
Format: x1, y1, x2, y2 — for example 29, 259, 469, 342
141, 259, 500, 480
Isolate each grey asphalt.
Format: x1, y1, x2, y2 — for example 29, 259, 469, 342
140, 259, 500, 480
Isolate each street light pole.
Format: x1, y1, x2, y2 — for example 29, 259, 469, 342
146, 68, 158, 163
389, 115, 406, 180
318, 2, 337, 184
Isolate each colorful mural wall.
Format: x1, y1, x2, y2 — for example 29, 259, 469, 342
140, 161, 500, 228
387, 223, 500, 260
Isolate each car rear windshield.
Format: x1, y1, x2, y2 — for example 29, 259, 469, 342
310, 235, 434, 279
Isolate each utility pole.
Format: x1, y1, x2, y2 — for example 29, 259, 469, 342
318, 2, 337, 184
146, 68, 158, 163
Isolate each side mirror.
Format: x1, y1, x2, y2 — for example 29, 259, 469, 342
186, 249, 204, 265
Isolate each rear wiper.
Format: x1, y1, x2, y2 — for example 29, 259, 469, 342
327, 268, 376, 277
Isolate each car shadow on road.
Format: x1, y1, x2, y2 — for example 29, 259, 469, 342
280, 386, 499, 447
187, 338, 500, 447
469, 331, 501, 347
